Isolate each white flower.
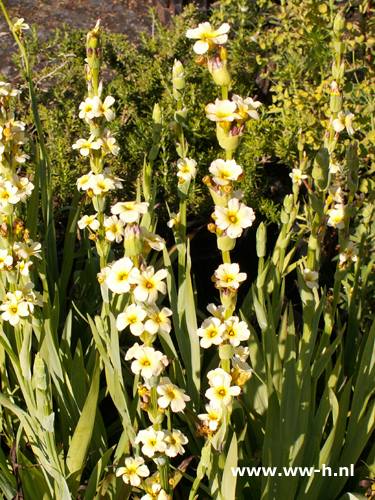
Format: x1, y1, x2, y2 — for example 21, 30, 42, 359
233, 346, 250, 363
328, 186, 343, 203
116, 304, 146, 336
72, 136, 100, 156
327, 204, 345, 229
167, 212, 180, 229
209, 159, 244, 186
135, 428, 167, 457
0, 293, 29, 326
105, 257, 135, 294
197, 317, 225, 349
145, 305, 172, 334
232, 94, 262, 121
89, 174, 116, 195
207, 368, 228, 384
14, 240, 42, 260
215, 198, 256, 238
125, 342, 142, 361
205, 99, 242, 124
76, 171, 94, 191
131, 346, 165, 379
303, 269, 319, 289
78, 214, 100, 230
11, 175, 34, 202
213, 263, 247, 290
177, 157, 197, 183
198, 403, 223, 431
163, 429, 188, 457
79, 97, 100, 121
0, 181, 20, 207
329, 160, 343, 174
91, 95, 115, 122
97, 133, 120, 155
339, 241, 358, 265
111, 201, 149, 224
332, 110, 355, 136
11, 18, 29, 32
140, 227, 166, 252
141, 484, 168, 500
104, 215, 125, 243
289, 168, 307, 187
186, 22, 230, 54
130, 266, 167, 304
157, 377, 190, 412
206, 303, 226, 321
0, 82, 19, 97
205, 374, 241, 408
0, 249, 13, 269
14, 151, 30, 164
116, 457, 150, 487
222, 317, 250, 346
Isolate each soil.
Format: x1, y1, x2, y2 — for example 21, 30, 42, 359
0, 0, 155, 80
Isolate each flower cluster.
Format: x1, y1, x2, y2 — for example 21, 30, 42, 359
0, 82, 42, 325
197, 301, 250, 349
204, 160, 255, 241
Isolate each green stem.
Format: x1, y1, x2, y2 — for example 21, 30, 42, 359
222, 85, 228, 100
221, 250, 231, 264
178, 197, 187, 288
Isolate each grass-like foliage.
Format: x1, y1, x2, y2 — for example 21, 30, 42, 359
0, 1, 374, 500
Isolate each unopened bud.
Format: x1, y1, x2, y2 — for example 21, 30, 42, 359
347, 141, 359, 172
223, 185, 233, 194
207, 223, 216, 233
333, 11, 346, 39
195, 55, 207, 66
256, 221, 267, 258
202, 175, 212, 186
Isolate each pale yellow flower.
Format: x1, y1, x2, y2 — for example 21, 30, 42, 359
130, 266, 168, 304
131, 346, 165, 379
205, 99, 242, 125
332, 110, 355, 136
205, 374, 241, 408
186, 22, 230, 54
145, 305, 172, 334
105, 257, 135, 294
232, 94, 262, 121
116, 304, 146, 336
163, 429, 188, 457
215, 198, 256, 238
327, 204, 345, 229
0, 292, 29, 326
116, 457, 150, 487
157, 377, 190, 412
72, 136, 100, 156
339, 241, 358, 265
303, 268, 319, 289
197, 317, 225, 349
141, 484, 168, 500
0, 250, 12, 270
209, 159, 244, 186
222, 317, 250, 346
104, 215, 125, 243
213, 263, 247, 290
177, 157, 197, 183
198, 403, 223, 431
91, 95, 115, 122
78, 214, 100, 230
135, 428, 167, 457
111, 201, 149, 223
12, 18, 29, 33
290, 168, 307, 187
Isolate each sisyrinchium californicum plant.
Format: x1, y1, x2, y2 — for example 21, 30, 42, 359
0, 1, 375, 500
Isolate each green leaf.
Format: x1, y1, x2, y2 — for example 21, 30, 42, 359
221, 433, 238, 500
84, 447, 115, 500
66, 354, 100, 490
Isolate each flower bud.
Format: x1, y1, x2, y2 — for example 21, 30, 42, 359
256, 221, 267, 258
218, 45, 227, 61
333, 11, 346, 39
217, 234, 236, 251
86, 20, 102, 70
207, 55, 231, 87
34, 353, 47, 391
172, 60, 185, 90
195, 55, 207, 66
125, 223, 144, 256
152, 103, 162, 144
216, 124, 243, 152
347, 141, 359, 172
330, 81, 342, 113
219, 344, 235, 360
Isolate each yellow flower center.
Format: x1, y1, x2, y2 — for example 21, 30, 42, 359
227, 329, 235, 336
146, 281, 154, 289
209, 329, 218, 338
118, 272, 128, 281
218, 388, 227, 397
229, 214, 238, 224
167, 390, 176, 399
143, 360, 151, 367
11, 306, 18, 314
170, 437, 177, 445
150, 439, 157, 446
